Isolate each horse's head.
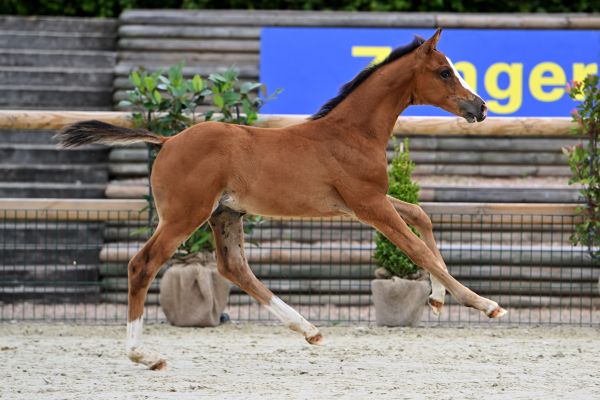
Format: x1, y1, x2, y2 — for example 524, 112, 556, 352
411, 29, 487, 123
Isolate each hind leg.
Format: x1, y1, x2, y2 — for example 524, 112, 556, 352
126, 215, 210, 369
209, 207, 322, 344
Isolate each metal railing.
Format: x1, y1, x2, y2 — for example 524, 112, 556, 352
0, 201, 597, 325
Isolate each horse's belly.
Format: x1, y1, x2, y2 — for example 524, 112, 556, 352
219, 188, 351, 218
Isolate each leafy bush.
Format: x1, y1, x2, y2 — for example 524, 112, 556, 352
373, 138, 421, 278
123, 63, 278, 256
1, 0, 597, 17
564, 75, 599, 260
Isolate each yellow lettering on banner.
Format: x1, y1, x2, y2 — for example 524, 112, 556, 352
573, 63, 598, 100
484, 63, 523, 114
351, 46, 392, 65
454, 61, 477, 91
529, 62, 567, 102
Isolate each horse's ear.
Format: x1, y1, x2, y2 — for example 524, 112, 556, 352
418, 28, 442, 55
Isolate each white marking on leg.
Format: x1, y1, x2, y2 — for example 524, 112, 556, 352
126, 316, 144, 352
430, 276, 446, 300
126, 316, 167, 369
446, 56, 478, 96
266, 296, 321, 342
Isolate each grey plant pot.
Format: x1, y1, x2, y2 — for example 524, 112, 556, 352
372, 277, 430, 327
160, 252, 230, 327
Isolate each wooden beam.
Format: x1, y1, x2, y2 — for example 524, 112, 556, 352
0, 110, 576, 137
0, 110, 133, 130
0, 198, 147, 221
390, 116, 574, 137
0, 198, 579, 222
119, 10, 600, 30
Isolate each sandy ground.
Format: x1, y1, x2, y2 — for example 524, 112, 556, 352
1, 323, 599, 400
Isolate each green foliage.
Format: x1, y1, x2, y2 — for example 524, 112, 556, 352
120, 63, 205, 137
124, 63, 277, 256
1, 0, 597, 17
203, 70, 280, 126
563, 75, 600, 260
373, 138, 421, 278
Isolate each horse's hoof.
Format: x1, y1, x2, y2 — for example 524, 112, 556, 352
150, 359, 167, 371
486, 306, 507, 319
428, 298, 444, 315
128, 347, 168, 370
306, 332, 324, 346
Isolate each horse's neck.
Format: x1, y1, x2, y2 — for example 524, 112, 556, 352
319, 58, 415, 148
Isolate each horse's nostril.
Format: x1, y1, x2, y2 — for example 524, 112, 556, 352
481, 103, 488, 114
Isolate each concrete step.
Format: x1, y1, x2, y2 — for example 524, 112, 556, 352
0, 284, 100, 303
0, 144, 108, 164
392, 136, 579, 152
0, 49, 116, 68
0, 221, 104, 245
0, 264, 98, 283
414, 164, 570, 177
114, 63, 259, 80
102, 241, 593, 266
99, 276, 599, 297
110, 147, 570, 165
99, 262, 597, 282
407, 150, 568, 165
0, 182, 106, 198
0, 85, 113, 109
1, 242, 102, 264
421, 186, 581, 203
102, 292, 600, 308
104, 179, 579, 203
0, 129, 56, 144
0, 163, 108, 183
0, 16, 117, 33
0, 67, 114, 87
0, 30, 115, 50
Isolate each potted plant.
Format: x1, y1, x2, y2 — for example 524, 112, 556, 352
371, 138, 430, 326
122, 64, 277, 326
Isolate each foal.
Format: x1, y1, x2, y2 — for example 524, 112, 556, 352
58, 29, 505, 370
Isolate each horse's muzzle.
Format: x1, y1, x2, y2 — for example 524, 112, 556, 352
460, 97, 487, 123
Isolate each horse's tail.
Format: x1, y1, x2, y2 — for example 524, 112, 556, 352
55, 120, 169, 148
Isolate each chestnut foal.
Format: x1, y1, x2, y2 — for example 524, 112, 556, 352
58, 29, 505, 370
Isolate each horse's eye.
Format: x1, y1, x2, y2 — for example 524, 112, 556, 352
440, 69, 452, 79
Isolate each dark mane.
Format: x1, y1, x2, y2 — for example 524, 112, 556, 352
310, 36, 425, 120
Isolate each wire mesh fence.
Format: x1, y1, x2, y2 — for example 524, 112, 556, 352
0, 205, 598, 325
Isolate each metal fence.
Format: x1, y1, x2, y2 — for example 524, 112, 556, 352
0, 205, 598, 325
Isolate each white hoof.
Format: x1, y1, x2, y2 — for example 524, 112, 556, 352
484, 302, 508, 319
428, 297, 444, 315
128, 347, 168, 370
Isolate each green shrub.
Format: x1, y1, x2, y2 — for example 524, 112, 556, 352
123, 63, 278, 256
564, 75, 599, 260
373, 138, 421, 278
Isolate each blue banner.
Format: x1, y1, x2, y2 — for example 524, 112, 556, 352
260, 28, 599, 117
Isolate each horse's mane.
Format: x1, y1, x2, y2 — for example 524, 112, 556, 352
310, 35, 425, 120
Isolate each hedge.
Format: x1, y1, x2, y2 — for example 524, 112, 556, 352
1, 0, 598, 18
